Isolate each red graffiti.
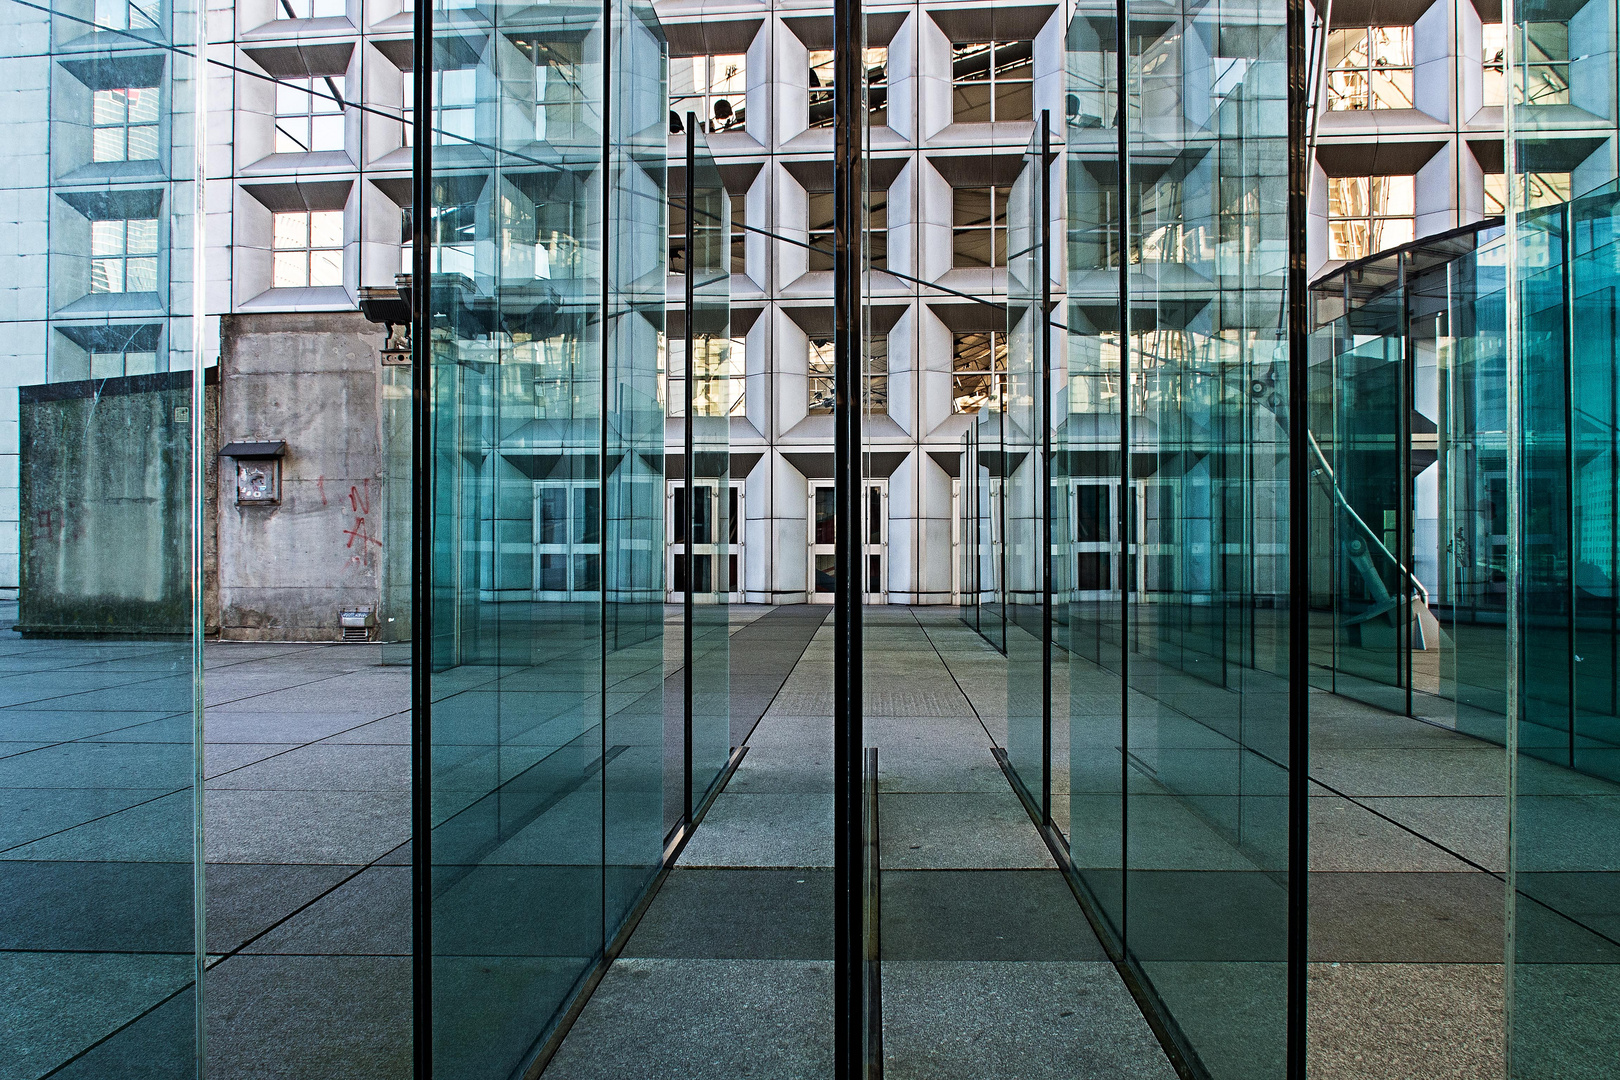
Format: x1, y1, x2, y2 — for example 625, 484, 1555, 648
343, 516, 383, 550
32, 505, 84, 544
348, 480, 371, 515
317, 476, 328, 506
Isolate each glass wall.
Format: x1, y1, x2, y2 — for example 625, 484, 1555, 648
1311, 187, 1620, 1072
1506, 73, 1620, 1064
981, 1, 1296, 1075
0, 0, 205, 1073
423, 0, 739, 1074
1308, 225, 1510, 738
672, 118, 732, 830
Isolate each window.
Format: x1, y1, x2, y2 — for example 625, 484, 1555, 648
672, 54, 746, 133
865, 334, 888, 415
403, 203, 478, 276
89, 347, 159, 378
806, 190, 885, 272
807, 337, 886, 415
275, 0, 345, 17
428, 203, 476, 277
1482, 23, 1570, 107
522, 40, 587, 142
869, 190, 888, 270
408, 69, 478, 146
952, 41, 1034, 123
1484, 171, 1572, 214
92, 86, 160, 162
272, 210, 344, 288
275, 77, 345, 154
93, 0, 159, 30
731, 192, 747, 275
1325, 26, 1413, 110
808, 48, 887, 129
665, 335, 745, 417
953, 186, 1008, 268
808, 191, 833, 272
1327, 175, 1414, 261
90, 218, 158, 293
809, 337, 835, 413
952, 332, 1007, 413
402, 72, 414, 148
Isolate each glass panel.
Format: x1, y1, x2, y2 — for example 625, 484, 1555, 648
1506, 0, 1620, 1062
426, 0, 613, 1073
685, 121, 732, 821
1051, 1, 1293, 1073
0, 0, 204, 1072
1308, 224, 1514, 1071
1002, 121, 1046, 807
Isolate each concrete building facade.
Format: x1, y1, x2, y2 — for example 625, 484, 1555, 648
6, 0, 1606, 618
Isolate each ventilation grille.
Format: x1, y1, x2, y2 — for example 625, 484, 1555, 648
342, 625, 370, 643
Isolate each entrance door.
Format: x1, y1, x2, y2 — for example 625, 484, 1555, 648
668, 480, 743, 603
533, 481, 601, 599
1071, 480, 1116, 601
809, 481, 887, 603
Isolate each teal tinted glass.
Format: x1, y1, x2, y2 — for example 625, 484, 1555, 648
0, 0, 204, 1072
1506, 0, 1620, 1068
426, 0, 612, 1072
1003, 121, 1047, 807
680, 122, 732, 823
1052, 1, 1293, 1073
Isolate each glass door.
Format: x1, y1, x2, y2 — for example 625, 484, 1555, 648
810, 481, 885, 602
1070, 478, 1140, 600
669, 479, 742, 602
533, 480, 602, 599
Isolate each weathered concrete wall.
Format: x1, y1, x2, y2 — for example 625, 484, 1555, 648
18, 370, 219, 636
218, 311, 388, 641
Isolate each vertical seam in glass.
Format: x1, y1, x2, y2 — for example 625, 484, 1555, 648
832, 0, 866, 1068
1561, 199, 1576, 770
1115, 0, 1131, 958
684, 116, 697, 825
1400, 254, 1413, 717
600, 0, 614, 965
190, 0, 210, 1068
1500, 2, 1520, 1069
1040, 108, 1053, 828
410, 0, 434, 1070
1288, 0, 1313, 1065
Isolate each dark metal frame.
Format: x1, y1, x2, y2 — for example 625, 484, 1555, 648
1039, 109, 1054, 827
1114, 0, 1134, 965
832, 0, 868, 1074
409, 0, 433, 1072
684, 115, 698, 824
1287, 0, 1311, 1068
410, 12, 754, 1080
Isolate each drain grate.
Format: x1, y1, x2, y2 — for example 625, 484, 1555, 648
339, 609, 374, 643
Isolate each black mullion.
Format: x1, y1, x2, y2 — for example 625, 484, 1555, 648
1287, 0, 1312, 1065
832, 0, 867, 1074
409, 0, 434, 1071
598, 0, 613, 967
1400, 253, 1412, 716
1040, 109, 1053, 827
683, 117, 696, 824
1562, 200, 1577, 767
1115, 0, 1131, 958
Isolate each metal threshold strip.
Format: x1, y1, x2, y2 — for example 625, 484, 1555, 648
514, 743, 750, 1080
993, 748, 1212, 1080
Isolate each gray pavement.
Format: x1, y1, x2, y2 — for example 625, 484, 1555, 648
202, 642, 412, 1080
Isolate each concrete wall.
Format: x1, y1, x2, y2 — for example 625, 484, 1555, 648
217, 310, 390, 641
18, 370, 216, 635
